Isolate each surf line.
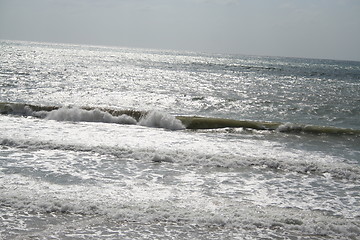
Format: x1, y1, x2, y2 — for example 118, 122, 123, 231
1, 102, 360, 135
0, 102, 144, 120
0, 102, 276, 130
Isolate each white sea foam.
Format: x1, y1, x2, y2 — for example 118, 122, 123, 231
43, 107, 137, 125
0, 127, 359, 181
0, 113, 359, 181
1, 170, 359, 240
1, 114, 360, 239
277, 122, 303, 132
0, 103, 183, 127
31, 107, 185, 130
139, 110, 185, 130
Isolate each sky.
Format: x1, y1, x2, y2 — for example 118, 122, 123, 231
0, 0, 360, 61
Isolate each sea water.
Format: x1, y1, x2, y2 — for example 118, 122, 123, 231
0, 40, 359, 239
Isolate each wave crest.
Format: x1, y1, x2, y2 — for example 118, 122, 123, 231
1, 102, 359, 134
0, 102, 186, 130
139, 111, 185, 130
43, 107, 137, 125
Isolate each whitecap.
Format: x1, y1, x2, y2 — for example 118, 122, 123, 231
44, 107, 137, 125
139, 110, 185, 130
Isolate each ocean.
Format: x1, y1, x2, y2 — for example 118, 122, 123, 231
0, 40, 359, 239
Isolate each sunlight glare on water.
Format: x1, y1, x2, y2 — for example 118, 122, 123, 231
1, 41, 360, 239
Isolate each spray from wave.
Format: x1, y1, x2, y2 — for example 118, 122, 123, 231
139, 110, 185, 130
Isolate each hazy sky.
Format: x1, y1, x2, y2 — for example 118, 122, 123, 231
1, 0, 359, 61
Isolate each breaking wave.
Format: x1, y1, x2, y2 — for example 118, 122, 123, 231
44, 107, 137, 125
1, 102, 360, 135
139, 111, 185, 130
0, 102, 184, 131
